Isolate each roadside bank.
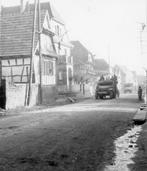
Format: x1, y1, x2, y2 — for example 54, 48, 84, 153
130, 121, 147, 171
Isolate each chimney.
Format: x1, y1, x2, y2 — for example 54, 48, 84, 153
20, 0, 25, 13
20, 0, 30, 13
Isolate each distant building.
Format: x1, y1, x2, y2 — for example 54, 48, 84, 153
113, 65, 138, 93
70, 41, 95, 83
93, 58, 109, 77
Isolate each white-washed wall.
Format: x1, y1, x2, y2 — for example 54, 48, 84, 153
5, 81, 38, 109
42, 85, 58, 104
6, 83, 26, 109
42, 58, 56, 85
2, 58, 30, 83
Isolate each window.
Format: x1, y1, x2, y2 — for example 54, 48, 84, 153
59, 71, 63, 80
68, 56, 72, 64
43, 60, 54, 76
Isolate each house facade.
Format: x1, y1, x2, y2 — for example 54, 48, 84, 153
0, 2, 58, 109
71, 41, 95, 84
43, 2, 73, 92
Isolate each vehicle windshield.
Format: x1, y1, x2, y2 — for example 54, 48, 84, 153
124, 83, 133, 87
98, 81, 113, 86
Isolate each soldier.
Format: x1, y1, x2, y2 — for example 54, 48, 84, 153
138, 86, 142, 101
99, 75, 104, 81
111, 74, 118, 98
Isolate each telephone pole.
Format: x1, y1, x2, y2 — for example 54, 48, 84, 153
145, 70, 147, 104
140, 0, 147, 104
38, 0, 42, 104
0, 1, 2, 86
144, 0, 147, 104
27, 0, 38, 106
27, 0, 42, 105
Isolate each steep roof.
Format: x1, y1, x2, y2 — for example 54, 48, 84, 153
0, 3, 56, 57
48, 2, 65, 24
1, 2, 64, 24
0, 11, 45, 57
94, 58, 109, 71
70, 41, 90, 64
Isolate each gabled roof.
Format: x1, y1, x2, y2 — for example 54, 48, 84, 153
1, 2, 65, 25
48, 2, 65, 25
94, 58, 109, 71
0, 3, 57, 57
71, 41, 89, 53
70, 40, 91, 64
0, 10, 45, 57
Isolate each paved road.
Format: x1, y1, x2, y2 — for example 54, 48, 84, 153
0, 94, 141, 171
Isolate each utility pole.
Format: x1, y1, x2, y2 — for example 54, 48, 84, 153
27, 0, 37, 106
145, 70, 147, 104
0, 1, 2, 86
38, 0, 42, 104
139, 0, 147, 104
145, 0, 147, 104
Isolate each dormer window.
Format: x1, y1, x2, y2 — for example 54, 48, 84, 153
55, 25, 61, 36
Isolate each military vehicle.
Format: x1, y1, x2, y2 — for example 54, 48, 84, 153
95, 79, 118, 99
124, 83, 133, 93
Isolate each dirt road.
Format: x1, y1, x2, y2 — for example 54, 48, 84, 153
0, 94, 140, 171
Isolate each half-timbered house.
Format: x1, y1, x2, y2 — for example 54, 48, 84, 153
41, 2, 73, 92
0, 2, 58, 109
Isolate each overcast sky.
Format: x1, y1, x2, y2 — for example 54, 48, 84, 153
1, 0, 147, 74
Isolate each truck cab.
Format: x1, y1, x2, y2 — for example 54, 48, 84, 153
95, 80, 118, 99
124, 83, 133, 94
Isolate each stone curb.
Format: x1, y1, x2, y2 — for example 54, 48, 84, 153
133, 104, 147, 124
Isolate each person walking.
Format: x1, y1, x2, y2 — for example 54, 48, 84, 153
138, 86, 142, 101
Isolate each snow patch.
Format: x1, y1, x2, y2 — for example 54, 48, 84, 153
104, 126, 142, 171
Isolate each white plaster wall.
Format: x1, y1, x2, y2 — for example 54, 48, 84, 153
42, 58, 56, 85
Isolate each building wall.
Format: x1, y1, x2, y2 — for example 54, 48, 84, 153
71, 41, 95, 84
5, 80, 58, 109
71, 41, 88, 64
5, 82, 38, 109
2, 57, 30, 83
57, 63, 67, 85
55, 42, 73, 90
42, 57, 56, 85
51, 18, 73, 91
1, 55, 57, 108
6, 83, 26, 109
42, 85, 58, 104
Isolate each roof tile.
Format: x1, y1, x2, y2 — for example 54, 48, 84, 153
0, 9, 45, 57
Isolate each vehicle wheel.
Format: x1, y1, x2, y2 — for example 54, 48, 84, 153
109, 91, 114, 99
99, 95, 103, 99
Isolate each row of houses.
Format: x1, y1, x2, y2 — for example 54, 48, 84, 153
0, 1, 109, 109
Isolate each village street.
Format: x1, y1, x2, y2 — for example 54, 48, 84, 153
0, 94, 144, 171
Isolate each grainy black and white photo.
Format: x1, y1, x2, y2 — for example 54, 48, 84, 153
0, 0, 147, 170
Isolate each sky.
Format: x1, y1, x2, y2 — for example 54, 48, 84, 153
1, 0, 147, 74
